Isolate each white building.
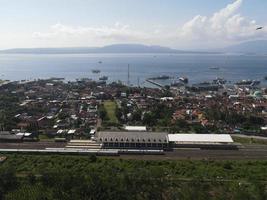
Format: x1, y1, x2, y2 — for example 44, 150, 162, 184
124, 126, 147, 132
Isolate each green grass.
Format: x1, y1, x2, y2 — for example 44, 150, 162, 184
0, 154, 266, 181
232, 136, 267, 145
38, 134, 55, 141
103, 100, 118, 123
0, 154, 266, 199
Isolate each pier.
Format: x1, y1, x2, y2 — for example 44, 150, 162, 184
146, 79, 166, 90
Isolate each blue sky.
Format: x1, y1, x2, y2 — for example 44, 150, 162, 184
0, 0, 266, 49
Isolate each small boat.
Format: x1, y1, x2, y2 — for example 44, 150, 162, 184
265, 76, 267, 80
178, 77, 188, 84
98, 61, 102, 64
92, 69, 101, 73
209, 67, 220, 70
99, 76, 108, 81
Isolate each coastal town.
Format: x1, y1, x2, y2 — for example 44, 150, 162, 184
0, 76, 266, 156
1, 0, 267, 198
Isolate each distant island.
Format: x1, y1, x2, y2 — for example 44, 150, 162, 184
1, 40, 267, 54
0, 44, 216, 54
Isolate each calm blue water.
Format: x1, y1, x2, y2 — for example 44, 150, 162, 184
0, 53, 266, 86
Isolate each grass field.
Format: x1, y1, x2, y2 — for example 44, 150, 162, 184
103, 100, 118, 123
0, 154, 266, 199
232, 136, 267, 145
0, 154, 266, 180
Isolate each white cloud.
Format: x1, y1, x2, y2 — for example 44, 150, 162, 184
31, 0, 266, 49
178, 0, 267, 47
32, 22, 159, 46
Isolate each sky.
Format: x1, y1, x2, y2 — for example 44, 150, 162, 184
0, 0, 266, 50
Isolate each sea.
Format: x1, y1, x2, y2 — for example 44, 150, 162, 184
0, 53, 266, 87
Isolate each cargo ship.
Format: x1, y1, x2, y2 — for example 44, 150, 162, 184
92, 69, 101, 73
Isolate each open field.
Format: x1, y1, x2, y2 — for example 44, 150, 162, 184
0, 152, 266, 199
103, 100, 118, 123
0, 153, 266, 180
232, 135, 267, 145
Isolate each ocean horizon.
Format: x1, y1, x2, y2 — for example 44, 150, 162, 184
0, 53, 266, 87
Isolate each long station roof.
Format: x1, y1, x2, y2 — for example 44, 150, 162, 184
97, 132, 168, 143
168, 134, 233, 143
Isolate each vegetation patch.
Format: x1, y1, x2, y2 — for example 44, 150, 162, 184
103, 100, 118, 123
0, 154, 266, 199
232, 136, 267, 145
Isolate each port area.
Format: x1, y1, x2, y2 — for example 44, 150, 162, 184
0, 141, 267, 160
146, 79, 166, 89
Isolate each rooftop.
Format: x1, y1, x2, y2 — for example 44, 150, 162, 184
97, 131, 168, 143
124, 126, 147, 131
168, 134, 234, 144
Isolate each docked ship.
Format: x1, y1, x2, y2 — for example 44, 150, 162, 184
235, 80, 260, 86
99, 76, 108, 81
178, 76, 188, 84
92, 69, 101, 73
212, 77, 226, 85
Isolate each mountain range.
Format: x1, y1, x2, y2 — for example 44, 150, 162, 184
221, 40, 267, 54
1, 40, 267, 54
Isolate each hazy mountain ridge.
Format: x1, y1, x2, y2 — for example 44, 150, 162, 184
1, 40, 267, 54
0, 44, 214, 54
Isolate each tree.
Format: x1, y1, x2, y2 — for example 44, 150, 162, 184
143, 112, 155, 126
98, 105, 107, 120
